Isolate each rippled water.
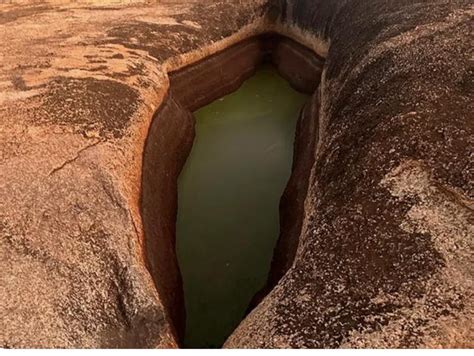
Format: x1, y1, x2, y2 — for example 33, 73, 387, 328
176, 65, 308, 348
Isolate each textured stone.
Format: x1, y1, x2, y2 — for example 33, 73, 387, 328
225, 0, 473, 348
1, 0, 472, 349
0, 0, 269, 348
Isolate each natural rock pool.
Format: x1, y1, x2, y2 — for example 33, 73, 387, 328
176, 65, 308, 348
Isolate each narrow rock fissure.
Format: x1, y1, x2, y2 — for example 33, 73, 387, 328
141, 33, 324, 348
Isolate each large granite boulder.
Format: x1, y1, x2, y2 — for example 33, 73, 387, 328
1, 0, 472, 349
226, 0, 473, 348
0, 0, 268, 348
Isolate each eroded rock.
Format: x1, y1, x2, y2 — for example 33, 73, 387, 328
0, 0, 269, 348
0, 0, 472, 349
225, 0, 473, 348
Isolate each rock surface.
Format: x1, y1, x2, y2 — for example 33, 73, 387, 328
0, 0, 269, 348
0, 0, 472, 349
226, 0, 473, 348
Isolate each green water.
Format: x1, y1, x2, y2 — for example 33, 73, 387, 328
176, 65, 308, 348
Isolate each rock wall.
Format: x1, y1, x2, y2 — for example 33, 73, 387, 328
226, 0, 473, 348
269, 89, 320, 288
141, 93, 194, 343
142, 33, 324, 342
1, 0, 472, 349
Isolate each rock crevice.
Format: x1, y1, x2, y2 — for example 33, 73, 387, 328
141, 33, 324, 343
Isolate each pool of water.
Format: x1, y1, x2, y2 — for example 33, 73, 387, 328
176, 65, 308, 348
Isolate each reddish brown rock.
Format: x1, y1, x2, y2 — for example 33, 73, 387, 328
0, 0, 472, 350
226, 0, 473, 349
0, 0, 269, 348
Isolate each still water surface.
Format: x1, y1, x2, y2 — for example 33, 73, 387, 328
176, 65, 308, 348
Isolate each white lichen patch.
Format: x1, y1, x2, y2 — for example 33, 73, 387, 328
381, 160, 473, 266
341, 160, 474, 347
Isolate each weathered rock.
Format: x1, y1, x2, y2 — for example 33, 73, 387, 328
226, 0, 473, 349
0, 0, 269, 348
0, 0, 472, 349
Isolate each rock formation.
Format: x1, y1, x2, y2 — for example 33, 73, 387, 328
0, 0, 472, 349
227, 0, 473, 348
